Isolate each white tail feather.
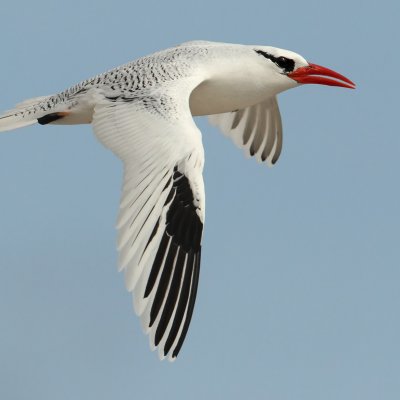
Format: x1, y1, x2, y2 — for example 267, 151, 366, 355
14, 95, 51, 109
0, 114, 37, 132
0, 95, 52, 132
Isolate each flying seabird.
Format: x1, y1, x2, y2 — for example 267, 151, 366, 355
0, 41, 355, 360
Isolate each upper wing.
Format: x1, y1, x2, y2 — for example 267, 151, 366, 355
91, 83, 205, 361
208, 97, 283, 165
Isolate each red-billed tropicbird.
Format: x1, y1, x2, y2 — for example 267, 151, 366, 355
0, 41, 355, 360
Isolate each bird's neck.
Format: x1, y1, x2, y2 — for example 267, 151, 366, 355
189, 48, 286, 116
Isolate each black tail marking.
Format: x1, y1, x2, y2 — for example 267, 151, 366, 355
37, 112, 66, 125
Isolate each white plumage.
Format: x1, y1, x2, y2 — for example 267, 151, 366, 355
0, 41, 354, 360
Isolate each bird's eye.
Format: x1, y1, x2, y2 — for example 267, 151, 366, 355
254, 50, 295, 73
276, 57, 295, 72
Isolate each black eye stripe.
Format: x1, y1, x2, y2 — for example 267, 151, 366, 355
255, 50, 295, 73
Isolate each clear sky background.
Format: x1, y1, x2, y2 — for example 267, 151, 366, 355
0, 1, 398, 399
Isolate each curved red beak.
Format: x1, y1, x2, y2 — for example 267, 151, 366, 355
288, 63, 355, 89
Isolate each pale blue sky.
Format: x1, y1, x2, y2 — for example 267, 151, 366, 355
0, 1, 399, 399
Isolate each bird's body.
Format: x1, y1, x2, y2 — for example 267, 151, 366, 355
0, 41, 354, 360
2, 42, 300, 125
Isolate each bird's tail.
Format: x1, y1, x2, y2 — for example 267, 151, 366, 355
0, 95, 53, 132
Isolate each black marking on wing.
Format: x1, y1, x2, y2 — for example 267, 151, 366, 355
171, 251, 201, 358
149, 239, 178, 327
144, 166, 203, 358
166, 169, 203, 252
243, 107, 256, 146
250, 108, 265, 156
155, 247, 186, 345
37, 113, 65, 125
145, 233, 169, 298
163, 250, 195, 354
231, 109, 244, 130
105, 95, 138, 102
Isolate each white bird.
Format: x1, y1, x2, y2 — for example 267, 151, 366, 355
0, 41, 355, 361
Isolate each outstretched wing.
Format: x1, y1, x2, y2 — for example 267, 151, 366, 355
208, 96, 283, 165
91, 83, 205, 361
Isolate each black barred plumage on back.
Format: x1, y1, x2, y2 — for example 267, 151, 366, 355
144, 166, 203, 358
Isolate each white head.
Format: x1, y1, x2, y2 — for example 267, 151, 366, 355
249, 45, 355, 93
188, 42, 355, 115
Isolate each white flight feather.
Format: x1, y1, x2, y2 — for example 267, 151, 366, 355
208, 96, 283, 165
0, 41, 313, 360
91, 78, 205, 359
